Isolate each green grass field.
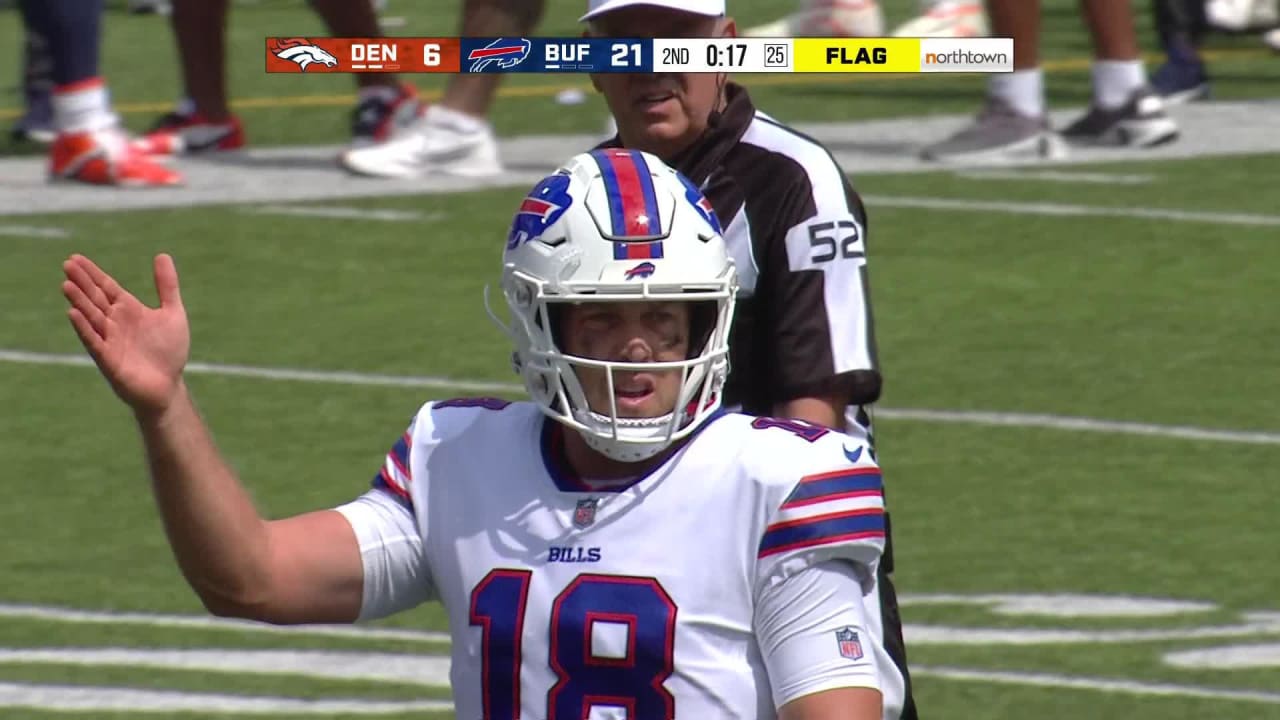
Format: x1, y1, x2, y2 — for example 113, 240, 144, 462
2, 0, 1280, 717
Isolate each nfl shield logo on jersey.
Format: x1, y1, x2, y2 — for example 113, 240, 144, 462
573, 498, 599, 529
835, 626, 864, 660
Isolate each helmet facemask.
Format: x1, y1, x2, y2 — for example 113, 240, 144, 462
495, 268, 736, 462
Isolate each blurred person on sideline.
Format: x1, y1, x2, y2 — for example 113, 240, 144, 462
921, 0, 1180, 163
15, 0, 181, 186
340, 0, 548, 179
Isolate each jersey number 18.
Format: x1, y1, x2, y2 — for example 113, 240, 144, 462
470, 569, 678, 719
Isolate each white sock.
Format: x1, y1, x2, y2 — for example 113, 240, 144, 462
1092, 59, 1146, 110
989, 68, 1045, 118
427, 104, 488, 133
52, 78, 115, 133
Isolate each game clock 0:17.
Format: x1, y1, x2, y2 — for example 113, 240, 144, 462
706, 41, 747, 69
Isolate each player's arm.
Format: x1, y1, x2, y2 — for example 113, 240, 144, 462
758, 561, 885, 720
775, 394, 845, 430
136, 385, 366, 624
767, 179, 881, 429
753, 434, 896, 719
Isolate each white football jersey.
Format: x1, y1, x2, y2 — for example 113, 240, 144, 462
338, 398, 902, 719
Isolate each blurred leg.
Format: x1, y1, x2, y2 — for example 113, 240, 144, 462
310, 0, 397, 90
1080, 0, 1147, 109
439, 0, 547, 118
168, 0, 232, 120
986, 0, 1043, 118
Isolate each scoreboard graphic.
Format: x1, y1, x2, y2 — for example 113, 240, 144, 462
265, 37, 1014, 74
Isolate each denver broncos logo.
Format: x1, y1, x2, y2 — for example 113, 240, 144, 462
270, 38, 339, 72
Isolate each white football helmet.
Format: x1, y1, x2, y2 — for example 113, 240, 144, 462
488, 148, 738, 462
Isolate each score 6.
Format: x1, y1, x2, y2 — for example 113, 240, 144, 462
424, 42, 441, 66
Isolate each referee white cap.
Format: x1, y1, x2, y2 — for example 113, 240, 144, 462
580, 0, 726, 22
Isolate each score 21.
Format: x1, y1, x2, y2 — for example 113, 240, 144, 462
609, 41, 645, 69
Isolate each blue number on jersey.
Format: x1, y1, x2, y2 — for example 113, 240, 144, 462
470, 570, 678, 719
750, 416, 831, 442
469, 570, 533, 720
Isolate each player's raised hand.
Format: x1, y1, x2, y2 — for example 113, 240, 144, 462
61, 254, 191, 417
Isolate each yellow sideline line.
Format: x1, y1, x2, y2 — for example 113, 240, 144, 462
0, 47, 1269, 121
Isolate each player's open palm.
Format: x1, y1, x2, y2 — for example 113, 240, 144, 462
61, 254, 190, 416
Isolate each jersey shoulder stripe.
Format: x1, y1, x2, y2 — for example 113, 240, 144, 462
371, 429, 414, 512
758, 466, 885, 558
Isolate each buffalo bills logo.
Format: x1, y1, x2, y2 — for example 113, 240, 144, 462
624, 262, 656, 280
467, 37, 532, 72
507, 172, 573, 250
677, 172, 722, 235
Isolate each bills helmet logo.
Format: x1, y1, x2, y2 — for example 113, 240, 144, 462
270, 38, 339, 72
573, 498, 599, 529
835, 627, 864, 660
468, 37, 532, 72
507, 172, 573, 250
624, 262, 656, 280
677, 172, 723, 235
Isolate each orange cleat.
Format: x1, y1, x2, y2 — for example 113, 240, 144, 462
50, 129, 184, 187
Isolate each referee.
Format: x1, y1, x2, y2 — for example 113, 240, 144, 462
584, 1, 917, 718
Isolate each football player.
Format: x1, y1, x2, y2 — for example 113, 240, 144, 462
139, 0, 420, 156
61, 149, 901, 719
15, 0, 181, 186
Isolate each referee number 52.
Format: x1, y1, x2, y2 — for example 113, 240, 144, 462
809, 219, 863, 263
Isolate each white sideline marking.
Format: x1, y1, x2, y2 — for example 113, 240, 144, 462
0, 224, 69, 239
872, 408, 1280, 446
0, 604, 450, 644
913, 666, 1280, 705
0, 648, 451, 688
242, 205, 439, 222
863, 194, 1280, 227
951, 169, 1155, 185
0, 350, 521, 395
4, 349, 1278, 446
0, 682, 452, 714
1165, 642, 1280, 669
898, 593, 1218, 618
906, 617, 1280, 646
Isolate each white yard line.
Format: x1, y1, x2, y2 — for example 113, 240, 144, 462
863, 194, 1280, 227
4, 349, 1277, 445
913, 665, 1280, 705
873, 408, 1280, 446
951, 169, 1156, 185
0, 224, 69, 239
0, 682, 453, 715
0, 603, 450, 644
242, 205, 440, 222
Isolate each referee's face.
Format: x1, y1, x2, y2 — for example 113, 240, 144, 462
561, 300, 692, 419
588, 9, 734, 160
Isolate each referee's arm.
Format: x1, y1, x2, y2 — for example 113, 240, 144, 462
766, 180, 881, 431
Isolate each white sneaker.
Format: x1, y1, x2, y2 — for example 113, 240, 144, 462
1264, 26, 1280, 51
743, 0, 884, 37
891, 0, 988, 38
1206, 0, 1278, 30
339, 105, 502, 179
